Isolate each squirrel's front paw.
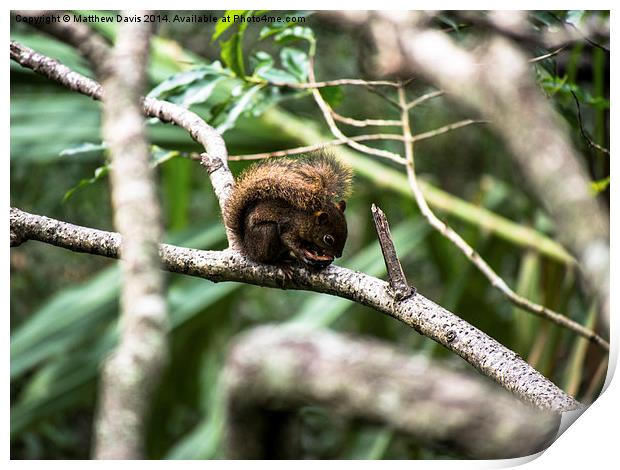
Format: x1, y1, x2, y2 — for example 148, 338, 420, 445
275, 262, 296, 288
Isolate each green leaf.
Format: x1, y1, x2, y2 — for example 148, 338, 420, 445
150, 146, 179, 168
280, 47, 309, 82
259, 15, 313, 41
591, 176, 610, 194
165, 352, 227, 459
178, 76, 229, 108
212, 10, 247, 41
563, 302, 598, 396
62, 165, 109, 203
214, 84, 265, 134
319, 86, 345, 108
11, 92, 101, 163
162, 155, 192, 231
274, 26, 316, 55
10, 268, 120, 379
218, 12, 252, 77
512, 251, 542, 355
437, 14, 461, 32
10, 225, 230, 436
251, 51, 300, 84
250, 51, 274, 76
530, 11, 564, 29
147, 63, 231, 100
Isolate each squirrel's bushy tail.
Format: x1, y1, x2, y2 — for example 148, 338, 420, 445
224, 151, 352, 233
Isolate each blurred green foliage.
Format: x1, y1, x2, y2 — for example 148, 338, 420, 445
10, 10, 609, 459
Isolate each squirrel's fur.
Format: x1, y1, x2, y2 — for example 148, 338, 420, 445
224, 152, 352, 236
223, 152, 353, 270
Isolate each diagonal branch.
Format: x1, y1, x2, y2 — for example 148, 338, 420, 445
406, 90, 444, 109
308, 58, 406, 165
388, 14, 610, 332
228, 134, 405, 161
10, 206, 581, 413
396, 85, 608, 352
10, 40, 237, 249
298, 40, 607, 351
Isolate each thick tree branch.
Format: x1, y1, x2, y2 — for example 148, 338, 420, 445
10, 207, 581, 413
9, 40, 237, 249
224, 326, 560, 459
300, 38, 607, 351
13, 39, 595, 349
92, 14, 166, 460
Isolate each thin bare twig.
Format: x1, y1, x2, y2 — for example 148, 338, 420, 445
528, 46, 566, 63
331, 110, 402, 127
570, 90, 610, 156
228, 133, 405, 161
308, 58, 406, 165
410, 119, 487, 142
406, 90, 444, 109
266, 77, 402, 88
362, 84, 403, 109
229, 119, 484, 161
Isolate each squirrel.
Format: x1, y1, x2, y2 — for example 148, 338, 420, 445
223, 152, 353, 270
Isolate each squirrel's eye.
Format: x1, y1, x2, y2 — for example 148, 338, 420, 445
323, 234, 335, 246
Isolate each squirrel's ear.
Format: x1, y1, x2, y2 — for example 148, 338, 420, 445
336, 200, 346, 213
315, 211, 329, 225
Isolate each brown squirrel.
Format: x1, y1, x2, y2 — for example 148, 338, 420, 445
224, 152, 353, 270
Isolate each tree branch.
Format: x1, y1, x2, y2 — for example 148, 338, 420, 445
396, 86, 608, 352
308, 58, 406, 165
387, 13, 610, 331
16, 10, 112, 78
311, 11, 608, 350
228, 134, 405, 161
92, 14, 167, 460
289, 34, 607, 351
331, 110, 402, 128
371, 204, 414, 300
224, 326, 560, 459
9, 40, 237, 249
10, 207, 581, 413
